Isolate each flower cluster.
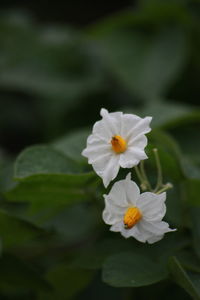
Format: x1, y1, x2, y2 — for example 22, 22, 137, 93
82, 108, 176, 244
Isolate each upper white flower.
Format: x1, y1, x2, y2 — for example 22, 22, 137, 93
82, 108, 152, 187
102, 173, 176, 244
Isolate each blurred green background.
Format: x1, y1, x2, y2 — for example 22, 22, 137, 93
0, 0, 200, 299
0, 0, 199, 155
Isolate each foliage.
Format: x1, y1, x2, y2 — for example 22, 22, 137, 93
0, 1, 200, 299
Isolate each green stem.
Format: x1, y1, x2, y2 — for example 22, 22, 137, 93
134, 165, 149, 191
140, 160, 152, 191
156, 183, 173, 194
134, 165, 144, 184
153, 148, 163, 191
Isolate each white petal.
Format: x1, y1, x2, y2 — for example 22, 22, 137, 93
119, 147, 147, 168
90, 155, 120, 187
147, 235, 164, 244
125, 172, 131, 181
127, 116, 152, 142
89, 152, 112, 166
137, 192, 166, 222
120, 224, 146, 242
107, 174, 140, 207
100, 108, 108, 117
102, 155, 120, 187
110, 220, 142, 240
94, 108, 122, 138
102, 200, 125, 225
128, 135, 148, 149
104, 197, 126, 215
121, 114, 142, 139
139, 219, 176, 237
103, 211, 119, 225
87, 134, 107, 145
93, 120, 113, 141
105, 179, 127, 207
91, 152, 112, 176
82, 142, 111, 163
100, 108, 122, 119
110, 220, 124, 232
124, 173, 140, 206
133, 221, 161, 244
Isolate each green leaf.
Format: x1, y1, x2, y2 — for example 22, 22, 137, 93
13, 145, 96, 185
5, 145, 97, 205
14, 145, 81, 179
0, 158, 17, 193
181, 155, 200, 180
44, 203, 99, 243
0, 209, 44, 248
188, 273, 200, 297
168, 111, 200, 181
39, 264, 94, 300
72, 232, 189, 272
0, 240, 2, 257
97, 27, 187, 99
4, 172, 97, 227
146, 232, 189, 263
162, 110, 200, 131
0, 13, 103, 143
88, 3, 191, 37
177, 250, 200, 273
52, 128, 90, 164
5, 145, 98, 227
5, 175, 93, 204
140, 100, 193, 128
169, 113, 200, 158
102, 251, 167, 287
169, 256, 200, 300
139, 0, 191, 22
147, 129, 184, 182
0, 253, 51, 296
189, 206, 200, 259
0, 13, 102, 102
164, 185, 183, 227
184, 179, 200, 206
70, 238, 135, 270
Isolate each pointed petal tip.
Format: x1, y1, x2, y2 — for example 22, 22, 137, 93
157, 191, 167, 202
103, 178, 109, 188
144, 116, 153, 130
145, 116, 153, 122
171, 228, 177, 232
160, 191, 167, 197
142, 153, 148, 160
81, 149, 87, 157
125, 172, 132, 181
100, 108, 109, 118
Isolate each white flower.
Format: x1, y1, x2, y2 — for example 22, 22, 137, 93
82, 108, 152, 187
102, 173, 176, 244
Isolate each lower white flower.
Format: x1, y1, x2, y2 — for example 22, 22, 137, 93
102, 173, 176, 244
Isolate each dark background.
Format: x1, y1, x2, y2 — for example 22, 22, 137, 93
1, 1, 134, 25
0, 0, 200, 155
0, 0, 134, 155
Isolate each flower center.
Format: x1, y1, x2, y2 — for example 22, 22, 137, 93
123, 207, 142, 229
111, 135, 127, 154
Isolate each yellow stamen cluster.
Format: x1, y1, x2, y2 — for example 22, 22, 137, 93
123, 207, 142, 229
111, 135, 127, 154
